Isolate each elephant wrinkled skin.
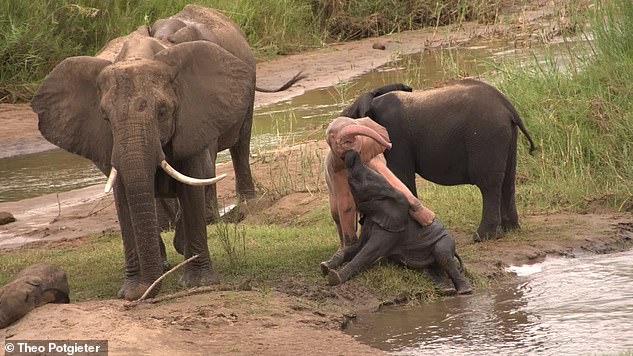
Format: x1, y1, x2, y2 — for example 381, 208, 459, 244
321, 151, 472, 295
32, 5, 301, 300
343, 80, 536, 241
0, 264, 70, 329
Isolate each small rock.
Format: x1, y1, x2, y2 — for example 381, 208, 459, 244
0, 211, 16, 225
372, 42, 386, 50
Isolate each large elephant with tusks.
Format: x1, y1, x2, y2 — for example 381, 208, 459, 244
32, 5, 302, 300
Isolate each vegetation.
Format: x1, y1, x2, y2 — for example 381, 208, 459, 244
1, 0, 632, 305
0, 0, 502, 102
497, 0, 633, 215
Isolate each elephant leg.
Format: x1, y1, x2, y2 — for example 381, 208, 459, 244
113, 183, 145, 299
433, 237, 472, 294
320, 240, 362, 276
327, 230, 392, 285
230, 104, 256, 201
204, 147, 220, 224
384, 147, 418, 197
424, 263, 456, 296
326, 175, 345, 247
176, 154, 220, 288
474, 173, 504, 241
501, 131, 520, 231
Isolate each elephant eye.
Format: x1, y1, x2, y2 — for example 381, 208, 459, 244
157, 103, 171, 121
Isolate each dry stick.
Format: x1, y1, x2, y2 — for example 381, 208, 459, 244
136, 254, 200, 302
124, 285, 226, 310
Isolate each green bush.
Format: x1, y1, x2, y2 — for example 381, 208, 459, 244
0, 0, 501, 102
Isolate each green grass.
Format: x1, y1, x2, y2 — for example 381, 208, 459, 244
496, 0, 633, 214
0, 0, 502, 102
0, 222, 336, 301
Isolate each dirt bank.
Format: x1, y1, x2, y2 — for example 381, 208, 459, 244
2, 2, 628, 354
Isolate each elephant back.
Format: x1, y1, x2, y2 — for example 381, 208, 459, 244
171, 5, 255, 69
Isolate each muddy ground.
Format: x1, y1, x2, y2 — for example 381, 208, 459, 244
2, 2, 633, 355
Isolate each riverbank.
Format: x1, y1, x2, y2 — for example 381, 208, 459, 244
3, 1, 633, 354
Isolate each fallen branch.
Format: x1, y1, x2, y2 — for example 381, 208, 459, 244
136, 254, 199, 302
123, 278, 254, 310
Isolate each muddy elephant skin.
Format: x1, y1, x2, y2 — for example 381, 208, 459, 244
321, 150, 472, 295
0, 264, 70, 329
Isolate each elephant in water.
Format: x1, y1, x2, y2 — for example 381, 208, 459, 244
341, 80, 536, 241
321, 151, 472, 295
32, 5, 303, 300
0, 264, 70, 329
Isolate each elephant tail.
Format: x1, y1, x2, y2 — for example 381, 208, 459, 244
255, 71, 306, 93
503, 96, 537, 155
513, 114, 537, 155
455, 252, 465, 273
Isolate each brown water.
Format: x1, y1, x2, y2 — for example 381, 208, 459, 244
346, 250, 633, 355
0, 38, 588, 202
0, 149, 103, 203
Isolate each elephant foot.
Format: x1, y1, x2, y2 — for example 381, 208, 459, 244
327, 269, 342, 286
502, 222, 521, 232
473, 227, 504, 242
117, 279, 159, 301
320, 262, 331, 277
456, 281, 473, 295
433, 278, 457, 296
179, 266, 220, 288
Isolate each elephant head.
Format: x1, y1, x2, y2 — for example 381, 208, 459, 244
325, 116, 391, 164
32, 38, 254, 299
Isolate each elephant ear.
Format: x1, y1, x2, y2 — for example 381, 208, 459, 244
155, 41, 255, 159
341, 93, 373, 118
32, 57, 113, 172
358, 197, 408, 233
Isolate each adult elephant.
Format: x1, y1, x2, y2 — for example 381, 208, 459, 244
343, 79, 536, 241
32, 5, 302, 300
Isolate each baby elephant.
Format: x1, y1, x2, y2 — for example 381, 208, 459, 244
0, 264, 70, 329
321, 150, 472, 295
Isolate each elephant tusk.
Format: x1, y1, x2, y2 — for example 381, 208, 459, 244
104, 167, 118, 193
160, 160, 226, 186
339, 124, 392, 149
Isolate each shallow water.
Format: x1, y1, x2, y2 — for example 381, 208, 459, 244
0, 149, 103, 203
0, 37, 588, 202
346, 250, 633, 355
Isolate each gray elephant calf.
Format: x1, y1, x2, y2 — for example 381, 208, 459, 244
0, 264, 70, 329
321, 150, 472, 295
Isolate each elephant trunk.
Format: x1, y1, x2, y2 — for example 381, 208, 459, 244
339, 124, 392, 149
119, 153, 163, 284
112, 122, 165, 285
